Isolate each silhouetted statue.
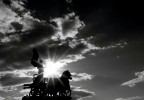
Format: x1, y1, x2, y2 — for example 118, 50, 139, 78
31, 48, 44, 81
44, 70, 72, 97
23, 70, 72, 97
31, 48, 43, 68
22, 49, 72, 100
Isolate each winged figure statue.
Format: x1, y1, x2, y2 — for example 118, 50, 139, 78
31, 48, 43, 68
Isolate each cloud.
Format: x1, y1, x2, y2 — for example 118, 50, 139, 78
0, 11, 103, 72
2, 96, 22, 100
0, 19, 56, 70
71, 73, 94, 81
0, 0, 127, 72
13, 97, 22, 100
0, 0, 34, 34
51, 12, 85, 40
0, 85, 17, 92
66, 0, 73, 4
121, 70, 144, 87
0, 1, 98, 94
9, 0, 25, 11
0, 70, 33, 92
0, 1, 129, 99
0, 1, 44, 44
0, 96, 5, 100
0, 0, 19, 34
115, 96, 143, 100
19, 89, 30, 94
50, 38, 101, 65
71, 86, 95, 100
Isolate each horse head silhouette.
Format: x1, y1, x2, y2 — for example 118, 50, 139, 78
61, 70, 72, 80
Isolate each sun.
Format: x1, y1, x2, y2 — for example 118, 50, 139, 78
43, 60, 65, 77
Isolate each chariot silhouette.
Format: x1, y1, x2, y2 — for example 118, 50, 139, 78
22, 48, 72, 100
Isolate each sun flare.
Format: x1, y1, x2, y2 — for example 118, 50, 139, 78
43, 60, 65, 77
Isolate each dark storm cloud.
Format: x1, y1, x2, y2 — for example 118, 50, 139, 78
0, 13, 95, 71
10, 22, 23, 32
0, 0, 129, 71
34, 37, 101, 67
0, 2, 128, 96
20, 21, 56, 45
51, 12, 85, 40
0, 70, 32, 92
3, 0, 27, 16
2, 0, 144, 48
0, 3, 56, 70
0, 1, 100, 71
0, 1, 133, 99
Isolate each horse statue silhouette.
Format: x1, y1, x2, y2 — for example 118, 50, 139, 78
43, 70, 72, 96
23, 48, 72, 98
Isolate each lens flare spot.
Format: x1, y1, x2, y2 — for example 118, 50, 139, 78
43, 60, 65, 77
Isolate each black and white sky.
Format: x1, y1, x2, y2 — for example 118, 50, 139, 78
0, 0, 144, 100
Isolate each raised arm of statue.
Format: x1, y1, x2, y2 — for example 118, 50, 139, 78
31, 59, 43, 68
32, 48, 39, 61
31, 48, 44, 68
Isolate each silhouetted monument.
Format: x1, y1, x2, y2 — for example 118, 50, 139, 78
22, 48, 72, 100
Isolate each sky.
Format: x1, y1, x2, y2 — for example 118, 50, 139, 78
0, 0, 144, 100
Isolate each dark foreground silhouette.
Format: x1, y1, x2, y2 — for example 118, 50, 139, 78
22, 48, 72, 99
23, 70, 72, 96
22, 96, 72, 100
